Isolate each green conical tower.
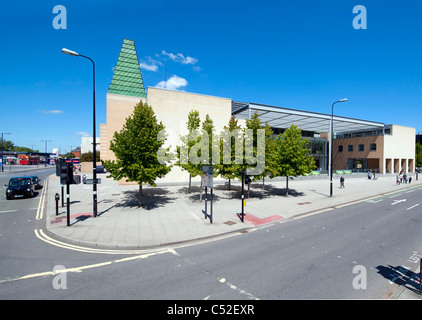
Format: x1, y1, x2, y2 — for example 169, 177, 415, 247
108, 39, 146, 98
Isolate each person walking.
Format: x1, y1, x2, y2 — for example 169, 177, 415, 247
340, 176, 345, 188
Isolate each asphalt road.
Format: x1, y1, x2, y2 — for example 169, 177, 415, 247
0, 171, 421, 301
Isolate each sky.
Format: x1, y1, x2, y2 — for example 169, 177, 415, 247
1, 0, 421, 154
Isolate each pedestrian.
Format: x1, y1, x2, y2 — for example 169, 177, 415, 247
340, 176, 345, 188
367, 171, 371, 180
82, 173, 87, 184
396, 175, 401, 185
408, 174, 412, 184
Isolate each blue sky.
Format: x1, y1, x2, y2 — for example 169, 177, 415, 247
1, 0, 421, 153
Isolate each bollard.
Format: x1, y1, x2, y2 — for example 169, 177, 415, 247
55, 193, 60, 216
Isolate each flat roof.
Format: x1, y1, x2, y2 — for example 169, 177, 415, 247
232, 102, 385, 133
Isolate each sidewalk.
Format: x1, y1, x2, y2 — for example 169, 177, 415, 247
45, 173, 422, 249
44, 172, 422, 299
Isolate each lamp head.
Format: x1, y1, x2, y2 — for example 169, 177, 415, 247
62, 48, 79, 56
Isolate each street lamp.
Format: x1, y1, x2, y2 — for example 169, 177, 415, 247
329, 98, 347, 197
1, 132, 11, 172
41, 140, 52, 167
62, 48, 98, 218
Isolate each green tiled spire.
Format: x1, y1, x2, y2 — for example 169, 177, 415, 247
108, 39, 146, 98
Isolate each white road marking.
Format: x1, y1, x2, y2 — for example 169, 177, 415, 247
0, 247, 174, 284
34, 228, 173, 255
406, 204, 419, 211
391, 199, 406, 205
218, 277, 260, 300
36, 181, 48, 220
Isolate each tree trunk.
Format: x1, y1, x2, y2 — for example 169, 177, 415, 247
139, 183, 143, 206
189, 174, 191, 191
285, 176, 289, 196
262, 177, 265, 188
247, 182, 250, 199
199, 179, 203, 202
228, 178, 231, 190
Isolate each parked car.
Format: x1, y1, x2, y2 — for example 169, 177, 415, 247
28, 175, 42, 189
5, 177, 35, 200
96, 165, 106, 173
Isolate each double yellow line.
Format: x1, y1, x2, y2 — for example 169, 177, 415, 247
35, 180, 48, 220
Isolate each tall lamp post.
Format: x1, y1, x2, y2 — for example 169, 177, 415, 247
1, 132, 11, 172
329, 98, 347, 197
62, 48, 98, 218
41, 140, 52, 167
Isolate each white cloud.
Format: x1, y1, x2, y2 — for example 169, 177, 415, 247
161, 50, 198, 65
41, 109, 64, 114
140, 56, 162, 72
155, 75, 188, 91
75, 131, 90, 137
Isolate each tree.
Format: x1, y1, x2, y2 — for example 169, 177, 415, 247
416, 143, 422, 168
217, 115, 243, 190
176, 110, 202, 190
241, 112, 278, 197
102, 101, 172, 203
80, 151, 100, 162
273, 124, 316, 196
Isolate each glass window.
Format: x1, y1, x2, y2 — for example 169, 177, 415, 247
348, 145, 353, 152
338, 145, 343, 152
370, 143, 376, 151
358, 144, 364, 151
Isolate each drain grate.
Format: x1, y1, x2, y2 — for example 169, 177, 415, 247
224, 221, 236, 226
298, 202, 312, 205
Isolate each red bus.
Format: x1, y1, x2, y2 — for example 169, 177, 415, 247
19, 155, 40, 165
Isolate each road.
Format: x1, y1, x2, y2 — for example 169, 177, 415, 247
0, 170, 421, 302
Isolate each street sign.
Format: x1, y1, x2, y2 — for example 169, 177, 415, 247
86, 178, 101, 184
202, 166, 213, 188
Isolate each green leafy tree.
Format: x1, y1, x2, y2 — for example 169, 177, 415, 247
241, 112, 278, 197
416, 143, 422, 168
176, 110, 202, 189
102, 101, 172, 203
273, 124, 316, 196
217, 115, 243, 190
80, 151, 100, 162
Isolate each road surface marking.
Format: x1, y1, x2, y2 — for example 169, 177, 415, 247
35, 180, 48, 220
0, 248, 174, 284
391, 199, 406, 205
406, 204, 419, 211
34, 228, 172, 255
218, 277, 260, 300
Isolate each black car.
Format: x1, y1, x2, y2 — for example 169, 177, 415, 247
5, 177, 35, 200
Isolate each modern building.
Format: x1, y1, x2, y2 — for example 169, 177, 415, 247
100, 39, 416, 184
81, 137, 100, 154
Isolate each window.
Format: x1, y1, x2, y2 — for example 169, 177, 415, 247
358, 144, 364, 151
370, 143, 376, 151
338, 145, 343, 152
348, 145, 353, 152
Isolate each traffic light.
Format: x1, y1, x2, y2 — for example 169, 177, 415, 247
60, 161, 73, 185
244, 174, 252, 184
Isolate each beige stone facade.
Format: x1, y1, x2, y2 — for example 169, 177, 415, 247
100, 87, 232, 184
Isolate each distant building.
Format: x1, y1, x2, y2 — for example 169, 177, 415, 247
81, 137, 100, 154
